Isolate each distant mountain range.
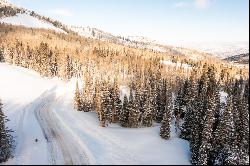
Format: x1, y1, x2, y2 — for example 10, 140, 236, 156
224, 53, 249, 64
172, 41, 249, 59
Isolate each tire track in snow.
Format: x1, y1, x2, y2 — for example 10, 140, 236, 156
34, 95, 90, 165
53, 95, 140, 164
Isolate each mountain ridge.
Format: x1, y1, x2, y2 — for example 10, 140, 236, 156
0, 0, 239, 62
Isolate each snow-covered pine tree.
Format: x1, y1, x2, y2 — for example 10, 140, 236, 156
173, 83, 183, 132
197, 66, 219, 165
113, 94, 122, 124
128, 89, 141, 128
95, 81, 105, 127
106, 86, 114, 124
74, 81, 82, 111
111, 77, 121, 123
65, 54, 73, 80
119, 95, 129, 127
155, 78, 167, 123
197, 96, 215, 165
190, 65, 210, 165
149, 82, 157, 122
100, 81, 112, 125
141, 92, 154, 127
231, 80, 242, 151
238, 80, 249, 165
138, 86, 146, 114
0, 99, 13, 163
160, 102, 172, 140
96, 83, 107, 127
180, 69, 198, 141
0, 48, 4, 62
213, 96, 240, 165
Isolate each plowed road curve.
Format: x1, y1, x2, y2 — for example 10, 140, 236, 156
34, 96, 90, 165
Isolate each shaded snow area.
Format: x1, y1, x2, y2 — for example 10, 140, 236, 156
0, 13, 66, 34
0, 63, 191, 165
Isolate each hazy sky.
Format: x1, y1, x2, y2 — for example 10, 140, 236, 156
9, 0, 249, 44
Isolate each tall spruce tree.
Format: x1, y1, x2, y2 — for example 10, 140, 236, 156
111, 78, 121, 123
119, 95, 129, 127
180, 69, 198, 141
190, 65, 210, 165
238, 80, 249, 165
0, 99, 13, 163
128, 89, 141, 128
214, 96, 240, 165
197, 66, 220, 165
74, 81, 82, 111
160, 100, 172, 140
155, 79, 167, 123
141, 98, 154, 127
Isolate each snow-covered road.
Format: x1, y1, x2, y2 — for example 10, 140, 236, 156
34, 93, 90, 165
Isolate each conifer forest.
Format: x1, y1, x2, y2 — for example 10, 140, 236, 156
0, 0, 249, 165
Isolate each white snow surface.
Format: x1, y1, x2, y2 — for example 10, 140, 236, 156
0, 13, 66, 34
0, 63, 191, 165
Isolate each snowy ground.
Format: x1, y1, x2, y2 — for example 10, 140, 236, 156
0, 63, 191, 165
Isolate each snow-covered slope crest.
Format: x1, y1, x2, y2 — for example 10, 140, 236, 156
127, 36, 157, 44
69, 25, 168, 53
0, 0, 12, 7
0, 13, 66, 33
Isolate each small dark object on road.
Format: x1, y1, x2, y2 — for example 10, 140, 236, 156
35, 138, 39, 142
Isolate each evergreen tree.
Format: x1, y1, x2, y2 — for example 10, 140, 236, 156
101, 82, 112, 125
0, 48, 4, 62
0, 99, 13, 163
111, 78, 121, 123
119, 95, 129, 127
141, 91, 154, 127
155, 79, 167, 123
128, 89, 141, 128
238, 80, 249, 165
160, 103, 172, 140
214, 96, 240, 165
74, 81, 82, 111
197, 66, 220, 165
95, 82, 105, 127
231, 80, 242, 150
190, 65, 210, 165
180, 70, 197, 141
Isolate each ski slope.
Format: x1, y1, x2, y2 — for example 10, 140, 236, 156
0, 13, 66, 34
0, 63, 191, 165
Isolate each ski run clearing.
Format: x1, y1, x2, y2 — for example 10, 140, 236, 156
0, 13, 66, 34
0, 63, 191, 165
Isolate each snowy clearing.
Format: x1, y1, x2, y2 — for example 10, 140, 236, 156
0, 13, 66, 34
0, 63, 191, 165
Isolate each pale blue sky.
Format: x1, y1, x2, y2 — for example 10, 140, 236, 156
9, 0, 249, 43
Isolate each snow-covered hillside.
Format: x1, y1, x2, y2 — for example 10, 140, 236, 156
127, 36, 157, 44
0, 0, 13, 7
0, 13, 66, 33
69, 25, 168, 53
0, 63, 191, 165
